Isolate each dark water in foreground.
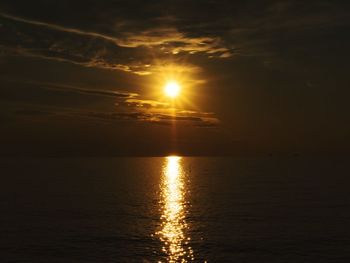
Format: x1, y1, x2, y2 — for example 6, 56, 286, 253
1, 157, 350, 262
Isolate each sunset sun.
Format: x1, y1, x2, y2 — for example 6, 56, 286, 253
164, 81, 181, 98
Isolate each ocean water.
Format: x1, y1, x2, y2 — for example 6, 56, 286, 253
1, 157, 350, 262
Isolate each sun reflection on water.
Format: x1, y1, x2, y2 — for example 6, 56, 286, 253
157, 156, 194, 262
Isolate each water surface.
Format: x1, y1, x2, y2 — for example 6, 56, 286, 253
1, 157, 350, 262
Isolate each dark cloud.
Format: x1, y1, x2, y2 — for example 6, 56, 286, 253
6, 105, 219, 128
54, 86, 136, 98
0, 10, 231, 75
0, 77, 220, 125
123, 98, 169, 108
1, 1, 348, 74
0, 78, 138, 98
76, 110, 219, 127
36, 82, 137, 99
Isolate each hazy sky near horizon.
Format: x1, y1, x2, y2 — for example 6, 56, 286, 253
1, 0, 349, 155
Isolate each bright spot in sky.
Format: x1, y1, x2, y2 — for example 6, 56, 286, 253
165, 81, 181, 98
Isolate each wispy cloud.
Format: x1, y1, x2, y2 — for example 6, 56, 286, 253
0, 12, 229, 54
11, 105, 219, 128
33, 82, 138, 98
0, 11, 232, 75
1, 1, 347, 69
0, 78, 138, 98
76, 110, 219, 127
2, 78, 220, 127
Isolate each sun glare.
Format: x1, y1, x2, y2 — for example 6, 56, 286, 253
157, 156, 194, 262
165, 81, 181, 98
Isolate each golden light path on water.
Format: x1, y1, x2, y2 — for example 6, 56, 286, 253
157, 156, 194, 262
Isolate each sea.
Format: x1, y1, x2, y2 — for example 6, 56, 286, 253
1, 156, 350, 262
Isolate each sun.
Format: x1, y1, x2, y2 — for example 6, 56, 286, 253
164, 81, 181, 98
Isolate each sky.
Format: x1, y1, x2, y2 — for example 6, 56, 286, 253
0, 0, 349, 156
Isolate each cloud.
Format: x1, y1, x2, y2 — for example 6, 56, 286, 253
1, 1, 348, 69
0, 12, 227, 53
124, 99, 169, 109
0, 11, 232, 75
9, 106, 220, 127
31, 81, 138, 98
0, 77, 139, 100
1, 77, 220, 127
7, 101, 220, 128
76, 110, 219, 127
116, 97, 220, 125
157, 114, 202, 122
